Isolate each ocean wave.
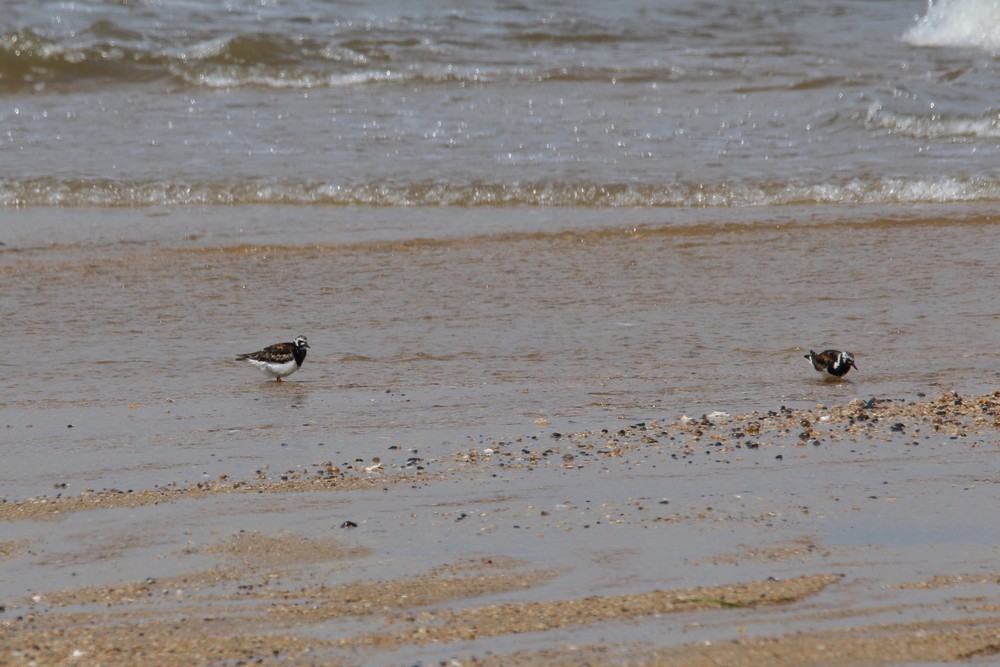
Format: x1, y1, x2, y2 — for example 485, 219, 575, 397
0, 18, 803, 93
903, 0, 1000, 52
0, 26, 678, 92
2, 178, 998, 209
0, 27, 429, 92
866, 101, 1000, 139
0, 29, 165, 91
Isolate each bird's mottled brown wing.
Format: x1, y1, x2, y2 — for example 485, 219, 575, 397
236, 342, 296, 363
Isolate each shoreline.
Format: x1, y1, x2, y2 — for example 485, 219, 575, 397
3, 388, 994, 519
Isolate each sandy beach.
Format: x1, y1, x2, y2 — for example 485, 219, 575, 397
4, 1, 1000, 663
3, 389, 1000, 665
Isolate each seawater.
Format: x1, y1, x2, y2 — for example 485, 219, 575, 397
2, 203, 999, 497
1, 0, 998, 207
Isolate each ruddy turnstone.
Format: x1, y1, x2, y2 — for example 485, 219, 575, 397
804, 349, 857, 379
236, 335, 310, 381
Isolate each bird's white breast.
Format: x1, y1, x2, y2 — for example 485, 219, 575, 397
246, 357, 300, 378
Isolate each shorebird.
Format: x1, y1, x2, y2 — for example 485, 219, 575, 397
236, 335, 310, 381
804, 349, 857, 379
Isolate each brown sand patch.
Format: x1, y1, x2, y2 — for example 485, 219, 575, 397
36, 570, 241, 609
462, 618, 1000, 667
0, 540, 28, 560
28, 556, 553, 622
0, 622, 321, 667
1, 556, 560, 666
692, 535, 837, 566
338, 572, 842, 649
0, 570, 837, 667
204, 529, 371, 570
0, 470, 440, 522
897, 573, 1000, 590
33, 529, 162, 570
34, 531, 372, 610
267, 556, 561, 621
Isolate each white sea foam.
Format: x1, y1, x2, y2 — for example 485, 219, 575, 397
2, 177, 998, 208
866, 101, 1000, 139
903, 0, 1000, 52
175, 67, 406, 89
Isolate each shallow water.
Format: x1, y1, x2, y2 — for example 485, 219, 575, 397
2, 203, 998, 499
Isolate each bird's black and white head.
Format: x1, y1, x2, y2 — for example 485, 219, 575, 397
292, 335, 310, 364
832, 351, 857, 375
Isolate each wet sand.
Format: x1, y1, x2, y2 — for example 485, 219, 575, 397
3, 390, 1000, 665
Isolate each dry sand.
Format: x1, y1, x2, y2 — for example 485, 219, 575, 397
2, 390, 1000, 665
